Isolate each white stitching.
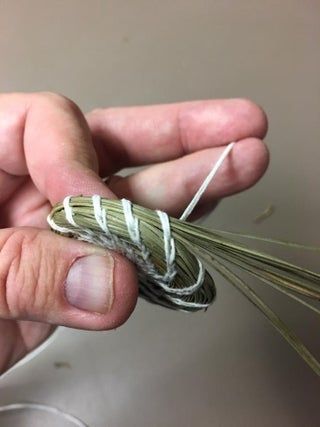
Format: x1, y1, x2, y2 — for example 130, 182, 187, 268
63, 196, 78, 227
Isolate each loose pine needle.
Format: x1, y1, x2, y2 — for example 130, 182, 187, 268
254, 204, 275, 224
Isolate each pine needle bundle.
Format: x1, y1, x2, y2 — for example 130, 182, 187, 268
48, 195, 320, 376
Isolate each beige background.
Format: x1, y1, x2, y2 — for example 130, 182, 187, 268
0, 1, 320, 426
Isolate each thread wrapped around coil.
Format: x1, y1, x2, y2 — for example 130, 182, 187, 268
47, 195, 216, 311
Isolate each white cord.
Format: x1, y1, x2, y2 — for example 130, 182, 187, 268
180, 142, 235, 221
63, 195, 78, 227
92, 194, 110, 235
155, 210, 176, 281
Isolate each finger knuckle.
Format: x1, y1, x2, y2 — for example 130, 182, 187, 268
0, 230, 57, 318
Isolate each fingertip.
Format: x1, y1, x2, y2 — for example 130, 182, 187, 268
231, 98, 269, 139
178, 98, 269, 153
23, 91, 116, 205
234, 137, 270, 185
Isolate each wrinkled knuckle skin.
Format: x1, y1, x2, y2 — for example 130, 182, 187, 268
0, 230, 58, 320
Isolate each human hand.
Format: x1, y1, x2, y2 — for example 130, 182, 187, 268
0, 93, 268, 373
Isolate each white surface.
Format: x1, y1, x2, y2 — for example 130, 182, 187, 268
0, 1, 320, 426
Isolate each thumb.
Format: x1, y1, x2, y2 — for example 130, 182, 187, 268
0, 227, 138, 330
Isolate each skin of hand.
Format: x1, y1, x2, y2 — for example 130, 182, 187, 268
0, 92, 268, 374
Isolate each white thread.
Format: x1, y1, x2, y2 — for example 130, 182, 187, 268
0, 403, 89, 427
122, 198, 141, 245
63, 196, 78, 227
186, 258, 205, 294
171, 143, 235, 297
92, 194, 111, 235
156, 210, 176, 281
151, 258, 205, 298
47, 215, 72, 234
180, 142, 235, 221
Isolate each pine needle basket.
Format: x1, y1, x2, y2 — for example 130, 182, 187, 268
48, 195, 320, 376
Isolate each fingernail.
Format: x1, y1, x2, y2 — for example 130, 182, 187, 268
65, 254, 114, 314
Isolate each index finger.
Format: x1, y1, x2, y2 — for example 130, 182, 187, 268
0, 92, 114, 205
86, 98, 268, 174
